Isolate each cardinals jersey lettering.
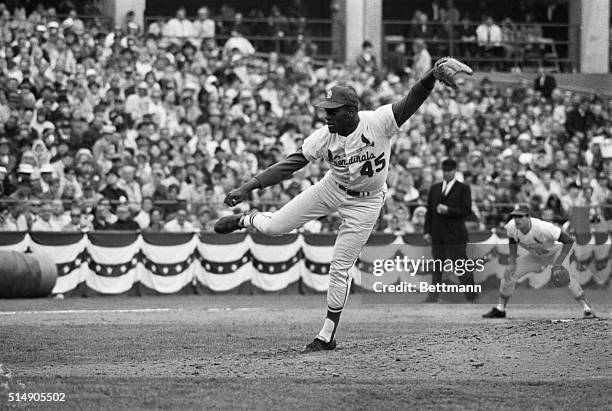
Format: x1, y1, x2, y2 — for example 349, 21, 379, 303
505, 218, 562, 257
301, 104, 399, 193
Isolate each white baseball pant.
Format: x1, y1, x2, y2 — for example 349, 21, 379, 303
247, 176, 385, 309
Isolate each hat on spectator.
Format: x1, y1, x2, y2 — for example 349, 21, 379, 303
0, 166, 6, 174
509, 204, 530, 217
0, 137, 9, 145
62, 18, 74, 30
406, 157, 423, 169
35, 24, 47, 32
314, 85, 359, 109
517, 133, 531, 143
48, 21, 59, 29
86, 68, 97, 77
17, 163, 34, 174
101, 125, 116, 134
490, 138, 503, 149
137, 81, 148, 90
209, 107, 222, 117
40, 163, 53, 174
42, 121, 56, 132
441, 158, 457, 171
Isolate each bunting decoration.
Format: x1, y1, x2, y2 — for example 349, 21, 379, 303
0, 231, 609, 296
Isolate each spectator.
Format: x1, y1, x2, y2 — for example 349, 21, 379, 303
193, 7, 215, 40
475, 16, 504, 65
144, 207, 165, 232
356, 40, 378, 73
405, 11, 437, 44
223, 30, 256, 57
31, 202, 61, 231
411, 38, 432, 79
533, 66, 557, 99
163, 207, 194, 232
100, 169, 128, 206
62, 206, 92, 231
110, 204, 140, 230
386, 42, 408, 78
162, 6, 195, 40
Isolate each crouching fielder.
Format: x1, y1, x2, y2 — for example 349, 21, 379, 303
483, 204, 596, 319
215, 58, 473, 352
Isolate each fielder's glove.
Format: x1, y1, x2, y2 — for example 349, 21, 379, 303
433, 57, 473, 89
551, 265, 570, 287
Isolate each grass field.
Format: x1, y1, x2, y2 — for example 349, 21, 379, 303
0, 291, 610, 410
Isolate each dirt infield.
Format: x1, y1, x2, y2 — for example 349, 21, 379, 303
0, 292, 610, 410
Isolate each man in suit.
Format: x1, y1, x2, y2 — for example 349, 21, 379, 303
424, 158, 476, 302
533, 66, 557, 99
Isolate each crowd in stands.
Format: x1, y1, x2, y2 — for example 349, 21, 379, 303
0, 4, 611, 235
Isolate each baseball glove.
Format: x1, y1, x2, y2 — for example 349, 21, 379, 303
433, 57, 473, 89
551, 265, 570, 287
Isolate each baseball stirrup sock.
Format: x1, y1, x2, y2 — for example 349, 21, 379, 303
575, 294, 591, 311
317, 307, 342, 343
241, 212, 258, 228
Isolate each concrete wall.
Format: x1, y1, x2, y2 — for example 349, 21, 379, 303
98, 0, 146, 30
338, 0, 382, 65
577, 0, 610, 73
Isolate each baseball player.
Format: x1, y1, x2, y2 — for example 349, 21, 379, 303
215, 58, 473, 352
483, 204, 596, 319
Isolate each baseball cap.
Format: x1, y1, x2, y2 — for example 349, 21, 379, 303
313, 85, 359, 109
509, 204, 530, 217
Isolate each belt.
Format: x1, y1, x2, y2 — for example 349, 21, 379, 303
338, 184, 371, 197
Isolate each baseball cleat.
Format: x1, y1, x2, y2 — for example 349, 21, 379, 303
482, 307, 506, 318
583, 310, 597, 319
214, 214, 243, 234
301, 338, 336, 353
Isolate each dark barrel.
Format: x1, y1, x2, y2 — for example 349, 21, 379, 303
0, 251, 58, 298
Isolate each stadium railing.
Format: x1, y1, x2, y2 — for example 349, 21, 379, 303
382, 20, 579, 73
143, 15, 336, 60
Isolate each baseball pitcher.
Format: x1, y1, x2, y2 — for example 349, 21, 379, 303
215, 58, 473, 352
483, 204, 596, 319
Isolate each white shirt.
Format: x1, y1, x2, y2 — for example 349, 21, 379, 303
163, 219, 195, 232
162, 18, 195, 38
442, 178, 456, 197
476, 24, 503, 46
31, 218, 61, 232
505, 217, 562, 257
301, 104, 399, 193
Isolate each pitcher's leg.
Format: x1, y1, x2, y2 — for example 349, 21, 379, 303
316, 194, 384, 344
245, 182, 335, 236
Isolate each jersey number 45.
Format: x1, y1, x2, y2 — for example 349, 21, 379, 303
360, 153, 386, 177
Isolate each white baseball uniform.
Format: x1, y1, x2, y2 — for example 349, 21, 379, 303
246, 104, 399, 310
501, 217, 583, 298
